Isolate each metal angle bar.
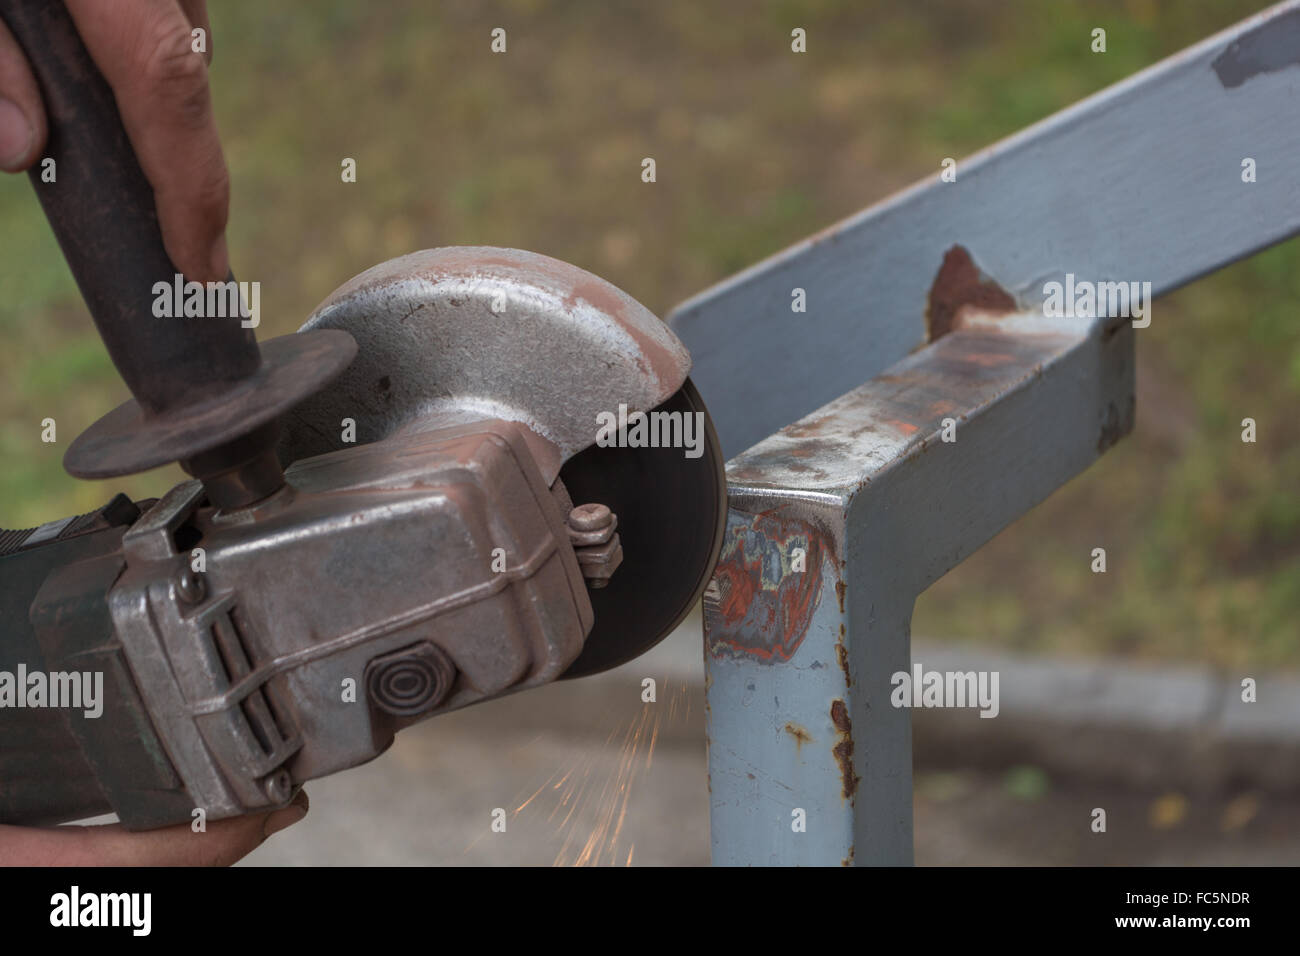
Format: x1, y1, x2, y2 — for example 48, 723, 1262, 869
670, 1, 1300, 458
703, 310, 1133, 865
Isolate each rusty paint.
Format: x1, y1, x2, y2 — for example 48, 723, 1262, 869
830, 698, 859, 802
881, 418, 919, 436
959, 351, 1015, 368
831, 698, 851, 733
781, 417, 831, 440
835, 579, 846, 614
727, 326, 1078, 493
322, 244, 689, 408
784, 722, 813, 751
926, 245, 1017, 341
707, 510, 827, 663
842, 846, 855, 866
835, 637, 851, 688
564, 279, 683, 393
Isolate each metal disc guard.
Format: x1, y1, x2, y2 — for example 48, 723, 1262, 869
278, 247, 726, 676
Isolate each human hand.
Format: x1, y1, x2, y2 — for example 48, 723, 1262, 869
0, 790, 308, 866
0, 0, 230, 282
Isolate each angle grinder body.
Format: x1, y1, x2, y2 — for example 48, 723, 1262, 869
1, 248, 726, 829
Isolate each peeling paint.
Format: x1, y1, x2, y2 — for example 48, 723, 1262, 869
707, 510, 828, 662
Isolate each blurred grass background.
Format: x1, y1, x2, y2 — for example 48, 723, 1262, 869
1, 0, 1295, 670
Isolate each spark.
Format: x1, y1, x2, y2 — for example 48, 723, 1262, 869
515, 776, 552, 815
462, 826, 488, 855
646, 709, 661, 771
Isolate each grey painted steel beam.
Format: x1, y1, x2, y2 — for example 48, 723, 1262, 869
703, 309, 1133, 865
669, 1, 1300, 458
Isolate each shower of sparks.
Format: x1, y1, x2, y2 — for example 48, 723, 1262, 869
558, 677, 674, 866
462, 733, 550, 854
464, 674, 696, 865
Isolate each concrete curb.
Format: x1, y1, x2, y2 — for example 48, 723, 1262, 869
909, 642, 1300, 793
605, 619, 1300, 792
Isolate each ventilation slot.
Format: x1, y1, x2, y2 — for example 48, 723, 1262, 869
210, 608, 288, 758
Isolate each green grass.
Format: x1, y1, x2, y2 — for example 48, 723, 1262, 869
0, 0, 1293, 669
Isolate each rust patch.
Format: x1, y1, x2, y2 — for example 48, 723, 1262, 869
835, 634, 852, 688
842, 846, 855, 866
830, 698, 860, 802
926, 245, 1017, 341
831, 698, 851, 733
835, 579, 846, 614
707, 510, 827, 663
959, 351, 1015, 367
784, 722, 813, 751
881, 418, 919, 436
781, 417, 831, 440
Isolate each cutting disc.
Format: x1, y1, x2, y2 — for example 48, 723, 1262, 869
558, 378, 726, 678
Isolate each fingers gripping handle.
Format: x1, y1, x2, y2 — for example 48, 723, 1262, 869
0, 0, 259, 417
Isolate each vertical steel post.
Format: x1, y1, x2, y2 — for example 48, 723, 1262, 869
703, 310, 1134, 864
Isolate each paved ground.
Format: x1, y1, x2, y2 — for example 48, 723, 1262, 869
243, 616, 1300, 866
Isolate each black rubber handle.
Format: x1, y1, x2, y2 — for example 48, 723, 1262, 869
0, 0, 259, 415
0, 528, 123, 828
0, 507, 196, 830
